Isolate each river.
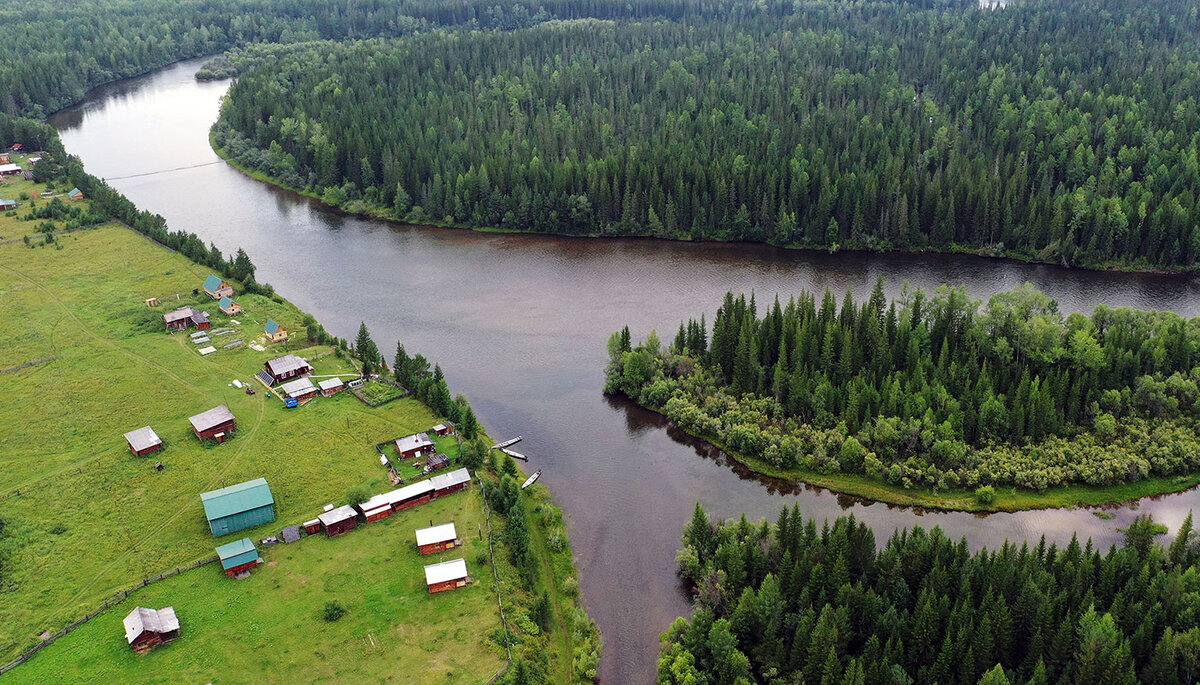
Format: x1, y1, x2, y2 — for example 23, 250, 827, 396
50, 58, 1200, 683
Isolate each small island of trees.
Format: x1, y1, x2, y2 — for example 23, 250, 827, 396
605, 282, 1200, 509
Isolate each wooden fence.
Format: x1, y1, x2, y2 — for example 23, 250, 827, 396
477, 471, 514, 684
0, 554, 218, 676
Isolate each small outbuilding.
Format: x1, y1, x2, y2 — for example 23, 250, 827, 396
215, 537, 261, 577
318, 377, 345, 397
0, 163, 22, 176
431, 422, 455, 436
201, 477, 275, 536
279, 377, 317, 401
387, 480, 435, 512
302, 519, 322, 535
123, 606, 180, 654
425, 452, 450, 472
317, 504, 358, 537
189, 405, 235, 442
430, 468, 471, 498
281, 524, 301, 543
265, 319, 288, 343
218, 296, 241, 316
424, 558, 470, 594
0, 198, 16, 211
396, 432, 435, 460
163, 306, 195, 331
190, 310, 211, 331
415, 522, 460, 555
68, 187, 84, 200
358, 494, 393, 523
202, 274, 234, 300
123, 426, 163, 457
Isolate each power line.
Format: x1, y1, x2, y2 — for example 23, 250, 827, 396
103, 160, 225, 181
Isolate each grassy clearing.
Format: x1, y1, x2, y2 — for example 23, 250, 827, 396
6, 492, 504, 684
0, 225, 482, 666
0, 154, 92, 240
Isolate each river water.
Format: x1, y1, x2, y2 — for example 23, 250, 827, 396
50, 58, 1200, 683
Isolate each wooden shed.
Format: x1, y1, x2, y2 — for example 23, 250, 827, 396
189, 405, 235, 442
416, 522, 460, 555
387, 480, 435, 512
218, 296, 241, 316
190, 310, 211, 331
200, 477, 275, 536
0, 198, 16, 211
395, 432, 435, 460
123, 606, 180, 654
265, 319, 288, 343
123, 426, 163, 457
202, 274, 234, 300
358, 494, 393, 523
424, 558, 470, 594
318, 377, 345, 397
215, 537, 261, 577
430, 468, 471, 498
431, 422, 455, 436
279, 377, 317, 401
318, 504, 358, 537
302, 519, 322, 535
425, 452, 450, 472
163, 306, 194, 331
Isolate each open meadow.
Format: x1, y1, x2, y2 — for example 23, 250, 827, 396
0, 225, 484, 668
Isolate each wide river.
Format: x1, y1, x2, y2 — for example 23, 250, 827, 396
51, 58, 1200, 682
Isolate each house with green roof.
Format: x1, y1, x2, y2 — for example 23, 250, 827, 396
218, 296, 241, 316
265, 318, 288, 343
200, 477, 275, 537
215, 538, 261, 577
202, 273, 233, 300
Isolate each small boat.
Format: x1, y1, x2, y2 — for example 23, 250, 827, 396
521, 470, 542, 489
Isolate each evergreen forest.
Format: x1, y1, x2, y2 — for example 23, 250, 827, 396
214, 0, 1200, 269
660, 504, 1200, 684
604, 282, 1200, 497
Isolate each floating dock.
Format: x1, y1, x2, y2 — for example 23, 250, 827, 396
491, 436, 522, 449
500, 448, 528, 461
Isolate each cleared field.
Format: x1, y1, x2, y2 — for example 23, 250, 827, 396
0, 225, 476, 665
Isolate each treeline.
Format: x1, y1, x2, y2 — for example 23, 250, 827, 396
661, 504, 1200, 684
219, 0, 1200, 269
604, 283, 1200, 494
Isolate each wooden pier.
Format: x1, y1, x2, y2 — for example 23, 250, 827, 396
491, 436, 522, 449
500, 448, 528, 461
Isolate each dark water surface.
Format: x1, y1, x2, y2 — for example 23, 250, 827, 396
51, 58, 1200, 683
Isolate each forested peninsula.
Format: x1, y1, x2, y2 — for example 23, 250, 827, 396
212, 0, 1200, 271
659, 504, 1200, 684
604, 282, 1200, 510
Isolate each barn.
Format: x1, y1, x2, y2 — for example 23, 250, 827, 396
425, 452, 450, 472
163, 306, 195, 331
123, 426, 163, 457
0, 163, 22, 176
215, 537, 261, 577
265, 319, 288, 343
424, 559, 470, 594
189, 405, 235, 442
358, 494, 393, 523
263, 354, 310, 384
190, 310, 211, 331
202, 274, 234, 300
431, 422, 455, 436
279, 377, 317, 401
201, 477, 275, 536
396, 432, 435, 460
124, 606, 180, 653
430, 468, 471, 497
0, 198, 15, 211
416, 522, 460, 555
387, 480, 434, 512
218, 296, 241, 316
318, 504, 358, 537
318, 377, 345, 397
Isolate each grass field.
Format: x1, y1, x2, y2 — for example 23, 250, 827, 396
0, 224, 501, 672
0, 154, 93, 241
6, 492, 504, 684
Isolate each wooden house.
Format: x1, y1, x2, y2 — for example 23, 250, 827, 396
265, 319, 288, 343
189, 405, 235, 442
358, 494, 393, 523
10, 143, 22, 152
201, 477, 274, 536
67, 187, 83, 200
416, 522, 460, 555
0, 199, 16, 211
396, 432, 435, 460
317, 504, 358, 537
0, 163, 21, 176
218, 296, 241, 316
424, 559, 469, 594
426, 452, 450, 472
263, 354, 310, 384
387, 481, 434, 512
431, 422, 455, 436
201, 274, 233, 300
0, 154, 9, 164
430, 468, 471, 498
190, 310, 211, 331
123, 426, 163, 457
123, 607, 180, 654
279, 377, 317, 401
318, 377, 345, 397
215, 538, 261, 577
302, 519, 322, 535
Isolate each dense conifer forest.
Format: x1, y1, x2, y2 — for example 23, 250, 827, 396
214, 0, 1200, 269
660, 504, 1200, 684
604, 282, 1200, 498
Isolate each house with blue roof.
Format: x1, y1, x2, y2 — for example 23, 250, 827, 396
215, 538, 261, 577
218, 296, 241, 316
265, 318, 288, 343
202, 273, 233, 300
200, 477, 275, 536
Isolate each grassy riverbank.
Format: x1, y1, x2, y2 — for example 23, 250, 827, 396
0, 223, 595, 682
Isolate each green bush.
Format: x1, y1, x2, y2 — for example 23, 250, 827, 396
974, 485, 996, 505
321, 600, 347, 622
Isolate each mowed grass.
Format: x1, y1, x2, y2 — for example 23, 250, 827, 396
7, 492, 503, 684
0, 225, 491, 668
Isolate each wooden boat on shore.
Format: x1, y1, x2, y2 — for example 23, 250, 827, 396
521, 470, 541, 489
